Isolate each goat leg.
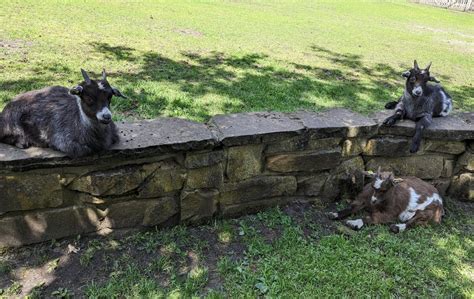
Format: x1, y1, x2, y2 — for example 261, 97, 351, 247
410, 115, 432, 153
389, 209, 435, 233
327, 200, 367, 220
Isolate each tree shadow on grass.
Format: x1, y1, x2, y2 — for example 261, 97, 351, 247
1, 42, 471, 121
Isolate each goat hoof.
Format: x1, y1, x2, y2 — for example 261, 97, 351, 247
383, 118, 395, 127
409, 144, 420, 153
326, 212, 339, 220
389, 224, 400, 233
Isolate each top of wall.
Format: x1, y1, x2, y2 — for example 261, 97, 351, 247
0, 109, 473, 170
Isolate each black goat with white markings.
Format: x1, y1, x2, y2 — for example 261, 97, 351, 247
383, 60, 453, 153
0, 69, 126, 158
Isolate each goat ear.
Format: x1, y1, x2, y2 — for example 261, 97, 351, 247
112, 87, 127, 99
429, 76, 440, 83
102, 69, 107, 81
81, 69, 91, 84
414, 60, 420, 71
69, 85, 83, 95
402, 70, 411, 78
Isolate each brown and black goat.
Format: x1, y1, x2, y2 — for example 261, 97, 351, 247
383, 60, 453, 153
0, 69, 126, 158
327, 167, 444, 233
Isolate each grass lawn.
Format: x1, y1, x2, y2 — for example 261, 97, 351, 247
1, 0, 473, 122
0, 200, 472, 298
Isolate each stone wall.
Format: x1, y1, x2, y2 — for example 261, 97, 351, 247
0, 109, 472, 247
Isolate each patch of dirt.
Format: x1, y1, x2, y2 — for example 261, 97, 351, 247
175, 28, 204, 37
0, 39, 33, 55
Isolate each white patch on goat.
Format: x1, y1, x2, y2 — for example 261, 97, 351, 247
346, 219, 364, 230
39, 129, 48, 141
412, 85, 423, 96
96, 106, 112, 122
97, 82, 105, 90
74, 95, 91, 126
440, 91, 452, 117
328, 212, 338, 219
371, 195, 378, 204
399, 188, 442, 222
373, 178, 383, 189
395, 223, 406, 232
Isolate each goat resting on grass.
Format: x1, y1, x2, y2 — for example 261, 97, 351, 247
0, 69, 126, 158
383, 60, 453, 153
327, 167, 444, 233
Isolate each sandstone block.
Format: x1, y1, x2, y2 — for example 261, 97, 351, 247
138, 163, 186, 198
342, 138, 367, 157
266, 150, 341, 173
363, 137, 411, 156
266, 136, 341, 154
454, 152, 474, 174
101, 197, 178, 229
0, 206, 100, 247
366, 156, 444, 179
220, 197, 295, 217
181, 189, 219, 223
226, 144, 263, 181
423, 140, 466, 155
220, 176, 297, 206
449, 173, 473, 201
184, 150, 224, 169
0, 174, 64, 214
297, 173, 328, 196
186, 163, 224, 189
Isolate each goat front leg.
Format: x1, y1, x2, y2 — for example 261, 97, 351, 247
410, 115, 432, 153
327, 200, 367, 220
345, 212, 395, 231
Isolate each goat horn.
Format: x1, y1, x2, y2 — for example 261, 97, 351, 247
413, 60, 419, 70
425, 62, 432, 72
102, 69, 107, 81
81, 69, 91, 84
377, 166, 381, 175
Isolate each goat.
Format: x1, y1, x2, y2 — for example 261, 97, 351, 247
0, 69, 126, 158
327, 167, 444, 233
382, 60, 453, 153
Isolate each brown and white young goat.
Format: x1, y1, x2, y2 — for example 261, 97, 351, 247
383, 60, 453, 153
328, 168, 444, 233
0, 69, 126, 158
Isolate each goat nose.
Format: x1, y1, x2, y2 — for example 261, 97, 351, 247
103, 113, 112, 120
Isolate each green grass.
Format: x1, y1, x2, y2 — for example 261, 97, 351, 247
1, 201, 472, 298
1, 0, 473, 122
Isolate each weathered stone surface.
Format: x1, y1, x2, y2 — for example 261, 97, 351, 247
266, 136, 341, 154
319, 156, 365, 201
455, 151, 474, 173
363, 137, 411, 156
293, 109, 378, 138
0, 143, 67, 167
0, 174, 63, 214
68, 163, 157, 196
449, 173, 473, 201
429, 178, 451, 196
101, 197, 178, 228
226, 144, 263, 181
185, 150, 224, 169
220, 176, 297, 206
266, 150, 341, 173
342, 138, 366, 157
210, 112, 305, 146
423, 140, 466, 155
186, 163, 224, 189
442, 160, 454, 178
297, 173, 328, 196
220, 197, 297, 216
366, 155, 444, 179
0, 206, 100, 247
138, 165, 186, 198
373, 111, 474, 140
112, 118, 216, 152
181, 189, 219, 223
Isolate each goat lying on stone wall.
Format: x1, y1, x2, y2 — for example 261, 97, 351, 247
383, 60, 453, 153
327, 167, 444, 233
0, 69, 126, 158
